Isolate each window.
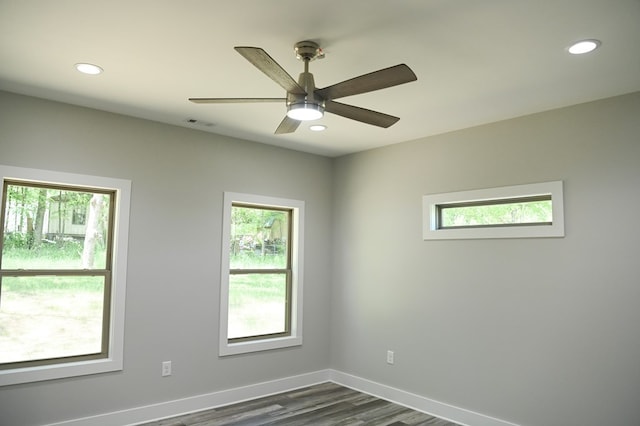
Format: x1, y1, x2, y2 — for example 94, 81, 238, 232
437, 195, 552, 229
0, 165, 130, 386
423, 181, 564, 240
220, 192, 304, 356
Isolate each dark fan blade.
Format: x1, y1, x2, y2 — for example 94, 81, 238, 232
324, 100, 400, 128
235, 47, 307, 96
315, 64, 417, 100
274, 115, 301, 134
189, 98, 285, 104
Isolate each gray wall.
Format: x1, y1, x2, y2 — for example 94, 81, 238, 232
330, 92, 640, 426
1, 90, 639, 426
0, 91, 333, 426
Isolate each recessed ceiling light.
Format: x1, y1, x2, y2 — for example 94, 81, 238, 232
309, 124, 327, 131
567, 39, 601, 55
75, 63, 103, 75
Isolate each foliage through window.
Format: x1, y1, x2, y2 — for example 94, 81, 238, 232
437, 196, 552, 229
220, 192, 304, 356
423, 181, 564, 240
0, 181, 115, 369
228, 204, 291, 340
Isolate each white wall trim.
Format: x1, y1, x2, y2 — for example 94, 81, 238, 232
329, 370, 520, 426
46, 369, 520, 426
46, 370, 331, 426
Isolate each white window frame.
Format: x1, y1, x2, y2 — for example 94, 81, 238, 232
219, 192, 304, 356
0, 165, 131, 386
423, 181, 564, 240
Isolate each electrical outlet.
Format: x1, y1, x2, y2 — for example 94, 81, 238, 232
162, 361, 172, 377
386, 350, 394, 365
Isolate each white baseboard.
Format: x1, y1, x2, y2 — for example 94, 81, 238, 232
46, 370, 331, 426
47, 369, 519, 426
328, 370, 520, 426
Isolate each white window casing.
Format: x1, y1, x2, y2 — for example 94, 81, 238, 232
0, 165, 131, 386
422, 181, 564, 240
219, 192, 304, 356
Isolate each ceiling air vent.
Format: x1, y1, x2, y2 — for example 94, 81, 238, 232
184, 118, 215, 127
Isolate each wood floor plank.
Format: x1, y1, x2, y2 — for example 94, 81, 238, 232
137, 383, 461, 426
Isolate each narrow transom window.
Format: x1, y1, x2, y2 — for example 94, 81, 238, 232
423, 181, 564, 240
219, 192, 304, 356
437, 195, 552, 229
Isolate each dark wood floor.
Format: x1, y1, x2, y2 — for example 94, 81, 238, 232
138, 382, 461, 426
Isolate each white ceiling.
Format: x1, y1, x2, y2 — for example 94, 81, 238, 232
1, 1, 639, 157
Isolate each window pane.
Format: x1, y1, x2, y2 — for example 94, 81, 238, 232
0, 275, 106, 365
228, 273, 287, 339
2, 183, 111, 270
230, 206, 289, 269
439, 199, 552, 228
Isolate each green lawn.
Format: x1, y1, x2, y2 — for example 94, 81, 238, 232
1, 245, 290, 361
228, 273, 288, 339
0, 244, 105, 364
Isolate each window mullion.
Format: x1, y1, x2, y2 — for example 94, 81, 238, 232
0, 269, 110, 277
229, 268, 287, 275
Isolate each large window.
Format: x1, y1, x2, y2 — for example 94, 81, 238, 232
220, 192, 304, 356
0, 166, 130, 386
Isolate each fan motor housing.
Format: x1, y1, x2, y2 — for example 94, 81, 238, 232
287, 69, 322, 108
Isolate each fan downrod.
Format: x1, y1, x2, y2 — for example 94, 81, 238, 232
294, 41, 324, 62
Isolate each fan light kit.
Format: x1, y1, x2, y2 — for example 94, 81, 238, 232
287, 102, 324, 121
75, 63, 103, 75
189, 40, 417, 134
568, 39, 601, 55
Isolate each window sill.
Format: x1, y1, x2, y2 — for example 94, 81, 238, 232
0, 357, 122, 386
219, 335, 302, 357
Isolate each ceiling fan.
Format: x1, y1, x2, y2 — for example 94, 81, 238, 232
189, 41, 417, 134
